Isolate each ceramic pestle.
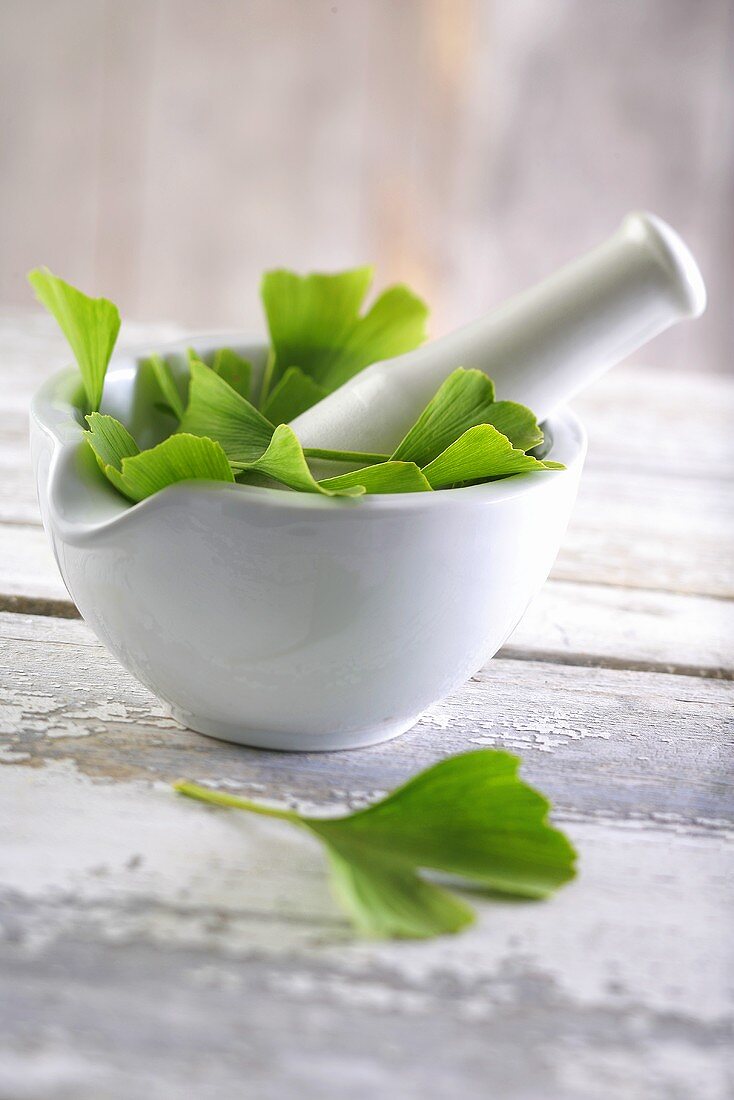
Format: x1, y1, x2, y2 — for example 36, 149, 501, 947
290, 211, 706, 455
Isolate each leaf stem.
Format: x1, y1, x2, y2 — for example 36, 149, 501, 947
174, 781, 302, 823
303, 447, 391, 464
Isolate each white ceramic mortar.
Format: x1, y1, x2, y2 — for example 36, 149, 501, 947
31, 337, 586, 751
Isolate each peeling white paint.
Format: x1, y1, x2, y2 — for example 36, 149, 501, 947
0, 744, 31, 764
417, 702, 454, 730
1, 759, 731, 1024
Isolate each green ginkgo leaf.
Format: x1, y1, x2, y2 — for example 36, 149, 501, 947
479, 400, 544, 453
390, 368, 495, 466
179, 357, 274, 463
422, 423, 563, 489
85, 413, 233, 503
389, 368, 556, 485
262, 366, 329, 424
32, 269, 565, 507
320, 461, 432, 494
85, 411, 140, 469
232, 424, 363, 497
29, 267, 120, 411
148, 353, 186, 419
260, 268, 428, 407
175, 750, 576, 940
119, 434, 234, 502
211, 347, 253, 401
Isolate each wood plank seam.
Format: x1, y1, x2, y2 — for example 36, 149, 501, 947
3, 590, 730, 680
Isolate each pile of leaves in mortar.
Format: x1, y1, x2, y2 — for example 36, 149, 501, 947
176, 750, 577, 939
29, 267, 563, 500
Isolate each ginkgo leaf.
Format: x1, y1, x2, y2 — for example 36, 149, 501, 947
85, 412, 233, 503
323, 845, 474, 938
231, 424, 363, 497
118, 434, 234, 502
391, 368, 497, 467
29, 267, 120, 411
480, 400, 544, 453
211, 347, 252, 401
422, 424, 563, 490
260, 268, 428, 405
179, 357, 274, 463
175, 750, 576, 940
327, 284, 430, 391
320, 461, 432, 494
388, 368, 556, 484
262, 366, 328, 424
148, 353, 186, 419
85, 412, 140, 469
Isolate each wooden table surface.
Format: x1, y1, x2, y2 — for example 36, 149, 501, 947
2, 312, 732, 1100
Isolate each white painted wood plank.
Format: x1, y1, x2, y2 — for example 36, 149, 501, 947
1, 762, 731, 1027
554, 466, 734, 598
2, 611, 731, 824
1, 769, 730, 1100
5, 452, 731, 600
0, 525, 72, 614
2, 312, 733, 671
5, 450, 733, 598
1, 627, 732, 1098
2, 514, 733, 674
570, 367, 734, 480
508, 579, 733, 677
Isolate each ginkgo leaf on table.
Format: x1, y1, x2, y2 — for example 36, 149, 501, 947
259, 267, 428, 410
85, 412, 233, 503
175, 749, 577, 940
28, 267, 120, 412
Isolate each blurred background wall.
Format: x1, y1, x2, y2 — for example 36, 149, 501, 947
1, 0, 731, 372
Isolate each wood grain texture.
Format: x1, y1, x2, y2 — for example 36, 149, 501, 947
2, 310, 733, 1097
1, 610, 732, 1100
1, 783, 731, 1100
2, 610, 732, 822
